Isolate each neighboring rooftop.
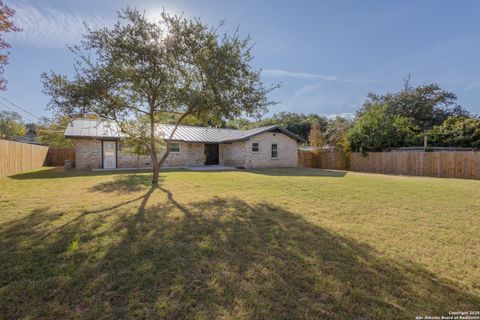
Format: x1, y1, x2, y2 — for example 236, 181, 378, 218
12, 135, 47, 146
64, 119, 305, 143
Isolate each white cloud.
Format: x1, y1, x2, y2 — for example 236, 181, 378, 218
262, 69, 338, 81
324, 113, 355, 120
7, 4, 113, 48
263, 69, 377, 83
464, 82, 480, 90
268, 80, 367, 117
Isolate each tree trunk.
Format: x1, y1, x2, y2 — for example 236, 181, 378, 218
150, 112, 188, 186
155, 113, 189, 171
152, 160, 160, 186
157, 149, 170, 169
149, 111, 160, 187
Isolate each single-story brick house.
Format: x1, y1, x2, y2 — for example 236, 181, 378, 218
65, 119, 305, 170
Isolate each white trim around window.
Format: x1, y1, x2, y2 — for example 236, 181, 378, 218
169, 142, 181, 153
271, 143, 278, 159
252, 142, 259, 152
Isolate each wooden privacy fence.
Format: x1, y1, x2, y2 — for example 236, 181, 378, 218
351, 151, 480, 179
0, 139, 49, 178
299, 150, 480, 180
47, 147, 75, 166
298, 150, 345, 170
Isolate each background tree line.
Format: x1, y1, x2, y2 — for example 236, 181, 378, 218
0, 111, 73, 147
347, 81, 479, 152
236, 81, 479, 152
4, 79, 479, 151
177, 82, 479, 152
152, 80, 480, 152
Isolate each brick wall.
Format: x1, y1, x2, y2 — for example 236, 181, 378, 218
243, 131, 298, 168
74, 132, 299, 170
75, 139, 206, 169
117, 141, 205, 168
222, 141, 246, 167
221, 132, 298, 168
75, 139, 102, 170
186, 143, 205, 166
117, 141, 151, 168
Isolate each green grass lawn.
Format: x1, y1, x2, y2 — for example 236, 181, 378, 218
1, 167, 479, 319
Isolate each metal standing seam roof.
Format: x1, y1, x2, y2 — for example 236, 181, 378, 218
64, 119, 305, 143
64, 119, 124, 139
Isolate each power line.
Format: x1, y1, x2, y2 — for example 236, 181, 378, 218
0, 102, 36, 123
0, 101, 37, 123
0, 96, 42, 120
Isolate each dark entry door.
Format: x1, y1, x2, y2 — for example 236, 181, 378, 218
204, 144, 219, 165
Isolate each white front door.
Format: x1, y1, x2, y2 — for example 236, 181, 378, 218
103, 141, 116, 169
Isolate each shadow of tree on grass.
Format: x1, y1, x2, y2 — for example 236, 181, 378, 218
0, 188, 478, 319
7, 167, 122, 180
7, 167, 187, 180
88, 174, 155, 194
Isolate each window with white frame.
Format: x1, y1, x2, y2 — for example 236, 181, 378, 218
252, 142, 259, 152
169, 142, 180, 152
271, 143, 278, 159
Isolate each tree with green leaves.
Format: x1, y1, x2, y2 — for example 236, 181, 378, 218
308, 120, 325, 152
252, 112, 327, 142
360, 81, 469, 146
0, 110, 25, 138
42, 8, 275, 186
0, 1, 21, 90
348, 104, 415, 152
35, 116, 74, 147
324, 116, 352, 150
225, 117, 252, 129
155, 112, 228, 128
428, 116, 480, 148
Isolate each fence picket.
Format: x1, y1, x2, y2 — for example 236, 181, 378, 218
0, 140, 76, 177
0, 140, 49, 177
298, 150, 480, 180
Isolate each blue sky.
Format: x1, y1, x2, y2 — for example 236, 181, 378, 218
2, 0, 480, 122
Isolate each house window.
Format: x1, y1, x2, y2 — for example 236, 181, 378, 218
252, 142, 259, 152
169, 142, 180, 153
271, 144, 278, 159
